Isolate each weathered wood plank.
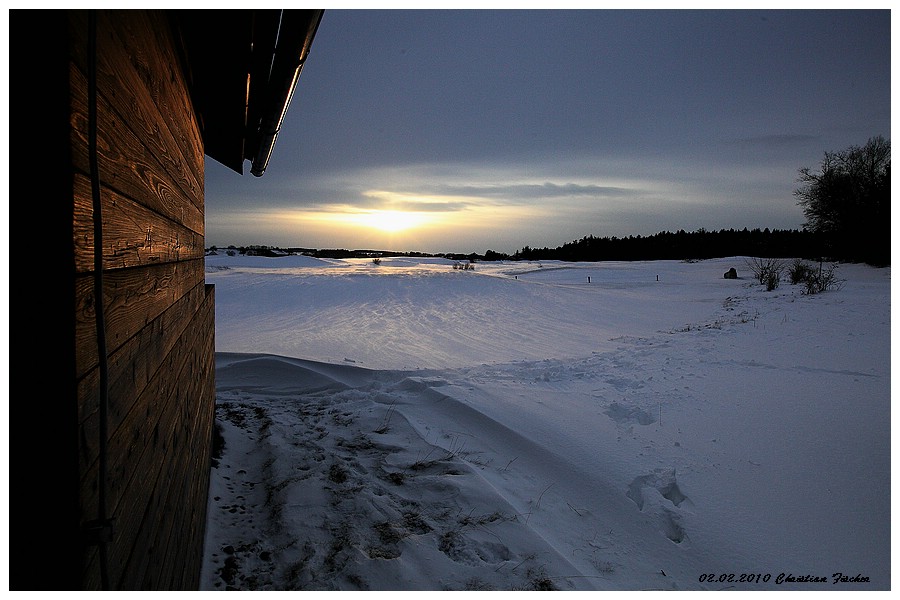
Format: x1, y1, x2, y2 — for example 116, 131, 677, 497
77, 280, 210, 472
148, 312, 214, 590
72, 173, 204, 273
69, 64, 204, 236
138, 320, 214, 589
109, 10, 207, 198
119, 290, 215, 589
77, 278, 211, 490
68, 10, 204, 213
83, 348, 188, 588
79, 283, 214, 589
75, 258, 205, 379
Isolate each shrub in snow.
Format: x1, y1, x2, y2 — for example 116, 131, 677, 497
745, 257, 784, 291
788, 259, 815, 285
803, 262, 843, 295
784, 259, 842, 294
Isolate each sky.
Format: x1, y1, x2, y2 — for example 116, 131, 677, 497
204, 8, 891, 255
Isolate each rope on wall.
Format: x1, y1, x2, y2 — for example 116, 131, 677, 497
84, 9, 114, 591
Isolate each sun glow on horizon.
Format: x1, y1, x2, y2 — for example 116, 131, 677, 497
262, 187, 559, 251
340, 209, 434, 233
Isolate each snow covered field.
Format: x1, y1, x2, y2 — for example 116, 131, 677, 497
201, 253, 890, 591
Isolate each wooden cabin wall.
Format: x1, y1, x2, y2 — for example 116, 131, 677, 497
69, 10, 215, 590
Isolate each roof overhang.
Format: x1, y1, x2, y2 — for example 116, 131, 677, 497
174, 9, 323, 177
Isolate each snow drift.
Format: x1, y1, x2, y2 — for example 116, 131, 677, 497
201, 254, 890, 590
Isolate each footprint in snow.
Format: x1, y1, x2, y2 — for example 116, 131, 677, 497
626, 468, 690, 544
626, 468, 688, 511
604, 401, 656, 426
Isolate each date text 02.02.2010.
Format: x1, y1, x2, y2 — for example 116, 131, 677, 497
699, 573, 771, 584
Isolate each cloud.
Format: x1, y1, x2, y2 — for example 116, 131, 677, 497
401, 182, 642, 201
248, 160, 651, 217
353, 190, 474, 213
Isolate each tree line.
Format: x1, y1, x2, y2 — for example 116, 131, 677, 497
503, 228, 826, 263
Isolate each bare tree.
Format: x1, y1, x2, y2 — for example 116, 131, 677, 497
794, 136, 890, 265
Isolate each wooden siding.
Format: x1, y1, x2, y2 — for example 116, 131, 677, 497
70, 10, 214, 590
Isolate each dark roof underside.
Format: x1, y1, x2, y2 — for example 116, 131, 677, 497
174, 9, 323, 176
